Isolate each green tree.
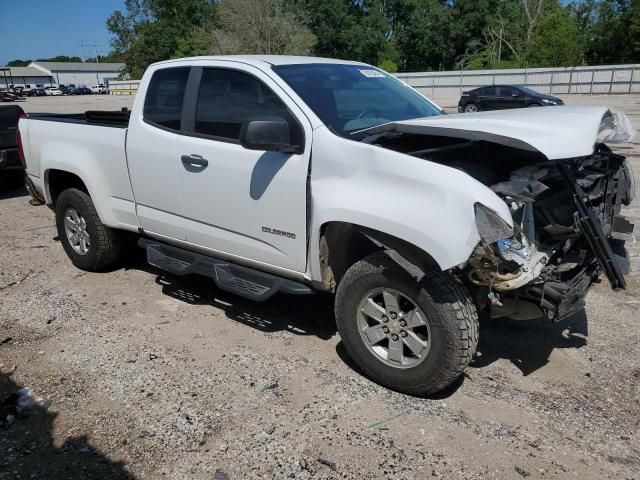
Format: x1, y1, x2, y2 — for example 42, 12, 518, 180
35, 55, 83, 62
394, 0, 454, 71
298, 0, 397, 65
449, 0, 500, 64
526, 2, 585, 66
629, 0, 640, 57
6, 60, 32, 67
213, 0, 316, 55
107, 0, 216, 78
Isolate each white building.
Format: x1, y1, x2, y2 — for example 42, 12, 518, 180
0, 66, 54, 89
28, 61, 125, 87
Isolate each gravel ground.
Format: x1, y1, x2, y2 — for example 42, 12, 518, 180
1, 94, 639, 480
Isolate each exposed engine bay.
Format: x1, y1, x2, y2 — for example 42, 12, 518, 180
372, 133, 635, 322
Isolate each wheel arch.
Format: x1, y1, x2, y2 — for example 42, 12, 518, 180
45, 169, 89, 207
315, 221, 442, 292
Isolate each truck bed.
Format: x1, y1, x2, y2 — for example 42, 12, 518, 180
20, 110, 136, 229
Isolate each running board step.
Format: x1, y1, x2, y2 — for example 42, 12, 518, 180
138, 238, 313, 302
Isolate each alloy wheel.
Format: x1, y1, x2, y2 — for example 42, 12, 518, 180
63, 207, 90, 255
357, 288, 431, 369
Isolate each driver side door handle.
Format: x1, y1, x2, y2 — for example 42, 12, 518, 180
181, 154, 209, 168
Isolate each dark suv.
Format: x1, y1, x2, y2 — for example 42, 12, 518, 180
0, 105, 25, 186
458, 85, 564, 113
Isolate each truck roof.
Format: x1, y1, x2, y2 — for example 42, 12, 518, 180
151, 55, 367, 68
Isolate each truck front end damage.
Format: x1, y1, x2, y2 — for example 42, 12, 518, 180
359, 106, 636, 322
468, 148, 634, 321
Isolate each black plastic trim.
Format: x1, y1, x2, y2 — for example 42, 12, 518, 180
558, 161, 626, 290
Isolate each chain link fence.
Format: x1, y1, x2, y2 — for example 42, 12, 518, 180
396, 64, 640, 98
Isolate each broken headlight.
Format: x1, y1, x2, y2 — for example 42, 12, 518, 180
474, 203, 513, 245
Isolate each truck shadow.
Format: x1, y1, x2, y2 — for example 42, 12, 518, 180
0, 371, 136, 479
472, 309, 588, 376
149, 268, 337, 341
123, 251, 589, 390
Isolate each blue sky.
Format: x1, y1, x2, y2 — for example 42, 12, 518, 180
0, 0, 126, 65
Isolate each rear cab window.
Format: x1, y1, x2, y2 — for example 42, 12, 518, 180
143, 67, 190, 130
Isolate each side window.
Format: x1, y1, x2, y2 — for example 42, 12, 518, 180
499, 86, 515, 96
143, 67, 190, 130
481, 86, 496, 96
195, 68, 290, 141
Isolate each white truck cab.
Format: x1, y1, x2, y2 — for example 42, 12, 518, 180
19, 56, 636, 395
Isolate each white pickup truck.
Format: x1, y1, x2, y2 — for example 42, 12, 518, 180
19, 56, 636, 395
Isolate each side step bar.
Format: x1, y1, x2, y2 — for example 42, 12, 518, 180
138, 238, 313, 302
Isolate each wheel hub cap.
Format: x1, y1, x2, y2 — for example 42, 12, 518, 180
63, 207, 90, 255
357, 288, 431, 369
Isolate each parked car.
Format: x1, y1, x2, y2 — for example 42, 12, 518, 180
0, 105, 25, 186
44, 87, 63, 96
0, 91, 25, 102
18, 56, 635, 395
91, 84, 108, 94
59, 85, 72, 95
29, 88, 46, 97
75, 87, 92, 95
458, 85, 564, 113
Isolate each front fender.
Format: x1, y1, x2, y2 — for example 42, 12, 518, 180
306, 127, 511, 282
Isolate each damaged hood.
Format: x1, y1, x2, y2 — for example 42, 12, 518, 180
359, 106, 635, 160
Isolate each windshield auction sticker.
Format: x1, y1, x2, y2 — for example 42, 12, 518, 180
359, 69, 386, 78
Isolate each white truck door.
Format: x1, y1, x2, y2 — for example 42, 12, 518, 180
127, 66, 190, 240
176, 64, 312, 273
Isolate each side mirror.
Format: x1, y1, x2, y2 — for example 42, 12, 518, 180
240, 118, 300, 154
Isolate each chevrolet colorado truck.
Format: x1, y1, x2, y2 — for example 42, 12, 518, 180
19, 56, 636, 395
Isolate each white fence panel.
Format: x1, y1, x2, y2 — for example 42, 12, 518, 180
395, 64, 640, 97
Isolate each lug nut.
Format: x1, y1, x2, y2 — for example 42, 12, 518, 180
390, 312, 397, 319
391, 334, 399, 341
400, 331, 407, 338
382, 326, 389, 334
399, 320, 406, 327
381, 316, 388, 323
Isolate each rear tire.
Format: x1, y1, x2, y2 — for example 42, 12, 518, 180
55, 188, 122, 271
335, 252, 479, 396
463, 103, 479, 113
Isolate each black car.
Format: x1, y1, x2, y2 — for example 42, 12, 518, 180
75, 87, 92, 95
458, 85, 564, 113
28, 88, 46, 97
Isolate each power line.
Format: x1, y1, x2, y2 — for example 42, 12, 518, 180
78, 42, 102, 63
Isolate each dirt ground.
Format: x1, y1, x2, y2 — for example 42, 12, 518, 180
1, 94, 639, 480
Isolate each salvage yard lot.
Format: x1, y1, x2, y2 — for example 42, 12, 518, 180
1, 94, 639, 479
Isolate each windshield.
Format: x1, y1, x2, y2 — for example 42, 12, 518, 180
272, 63, 442, 135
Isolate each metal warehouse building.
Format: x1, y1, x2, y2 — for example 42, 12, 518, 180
29, 61, 125, 87
0, 66, 54, 89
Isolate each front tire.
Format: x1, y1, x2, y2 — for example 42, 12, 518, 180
55, 188, 122, 271
335, 252, 478, 396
